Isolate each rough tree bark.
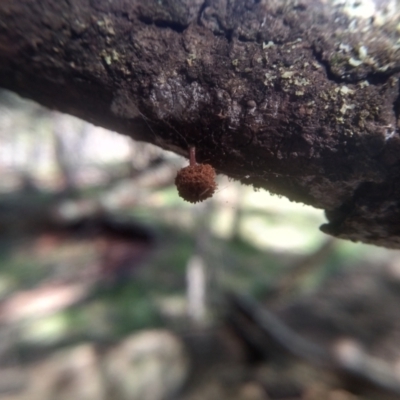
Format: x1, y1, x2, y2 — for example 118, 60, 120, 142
0, 0, 399, 247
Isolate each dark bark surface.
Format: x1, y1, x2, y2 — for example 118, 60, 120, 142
1, 0, 400, 247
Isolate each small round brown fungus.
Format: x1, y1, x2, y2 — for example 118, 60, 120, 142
175, 163, 217, 203
175, 146, 217, 203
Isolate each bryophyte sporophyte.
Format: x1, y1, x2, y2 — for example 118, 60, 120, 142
175, 146, 217, 203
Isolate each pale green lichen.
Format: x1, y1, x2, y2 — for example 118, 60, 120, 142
262, 41, 275, 49
336, 86, 354, 95
186, 53, 196, 66
97, 16, 115, 35
294, 78, 310, 86
349, 57, 363, 67
358, 45, 368, 59
358, 81, 369, 88
281, 71, 294, 79
263, 72, 277, 86
340, 103, 355, 114
101, 49, 120, 65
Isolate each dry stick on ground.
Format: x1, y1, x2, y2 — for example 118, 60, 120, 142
272, 238, 337, 302
1, 1, 400, 247
229, 293, 400, 397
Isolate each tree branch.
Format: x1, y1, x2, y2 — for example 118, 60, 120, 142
1, 0, 400, 247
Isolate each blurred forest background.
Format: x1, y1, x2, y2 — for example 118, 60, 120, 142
1, 89, 400, 400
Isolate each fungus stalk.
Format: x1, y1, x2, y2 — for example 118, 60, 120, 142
189, 146, 196, 166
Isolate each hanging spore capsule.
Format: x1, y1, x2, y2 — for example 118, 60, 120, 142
175, 147, 217, 203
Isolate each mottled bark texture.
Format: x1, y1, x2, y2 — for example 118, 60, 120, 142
0, 0, 400, 247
